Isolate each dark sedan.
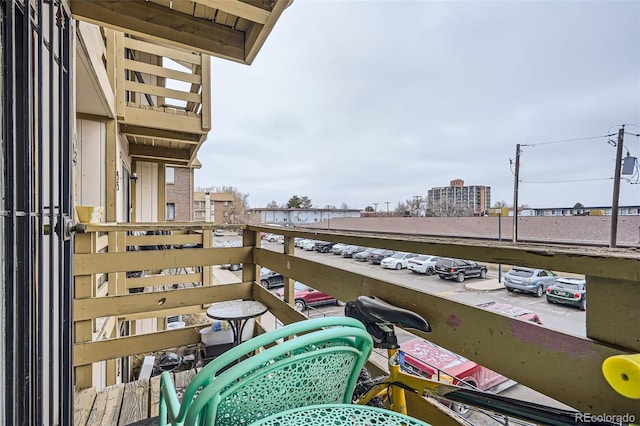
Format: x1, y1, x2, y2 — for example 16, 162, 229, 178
368, 249, 395, 264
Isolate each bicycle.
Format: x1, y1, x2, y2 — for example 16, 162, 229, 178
346, 295, 621, 426
602, 353, 639, 400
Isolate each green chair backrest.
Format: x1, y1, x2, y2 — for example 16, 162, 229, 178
185, 325, 373, 426
159, 317, 372, 426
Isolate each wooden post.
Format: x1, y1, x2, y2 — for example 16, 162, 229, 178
75, 233, 95, 389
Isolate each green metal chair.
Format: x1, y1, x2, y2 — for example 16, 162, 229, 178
247, 403, 432, 426
159, 317, 373, 426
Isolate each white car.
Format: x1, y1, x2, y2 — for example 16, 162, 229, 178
380, 252, 419, 270
302, 240, 318, 251
407, 255, 442, 275
265, 233, 282, 243
296, 238, 311, 248
214, 229, 225, 237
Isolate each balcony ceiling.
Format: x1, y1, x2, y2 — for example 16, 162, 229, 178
121, 123, 206, 166
70, 0, 292, 64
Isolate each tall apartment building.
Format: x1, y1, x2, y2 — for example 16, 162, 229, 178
427, 179, 491, 216
165, 166, 195, 221
194, 191, 235, 224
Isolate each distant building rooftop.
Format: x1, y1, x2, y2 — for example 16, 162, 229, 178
303, 216, 640, 247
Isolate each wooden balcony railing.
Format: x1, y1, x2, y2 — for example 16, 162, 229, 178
109, 33, 211, 166
72, 223, 639, 424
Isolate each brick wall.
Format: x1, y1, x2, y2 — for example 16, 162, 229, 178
165, 167, 193, 221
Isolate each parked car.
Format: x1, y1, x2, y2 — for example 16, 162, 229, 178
314, 241, 335, 253
400, 337, 513, 417
504, 266, 559, 297
353, 247, 377, 262
368, 249, 395, 264
260, 267, 284, 289
380, 252, 418, 270
264, 233, 282, 243
331, 243, 349, 255
275, 282, 341, 311
342, 245, 367, 258
214, 229, 225, 237
335, 244, 357, 256
476, 301, 543, 324
296, 238, 312, 248
303, 240, 319, 251
219, 240, 242, 271
434, 258, 487, 282
407, 255, 441, 275
546, 277, 587, 310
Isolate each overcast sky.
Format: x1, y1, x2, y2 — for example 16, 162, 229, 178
194, 0, 640, 211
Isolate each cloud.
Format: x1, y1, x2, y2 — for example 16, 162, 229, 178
195, 0, 640, 210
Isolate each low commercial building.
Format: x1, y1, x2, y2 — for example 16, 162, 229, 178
249, 208, 361, 226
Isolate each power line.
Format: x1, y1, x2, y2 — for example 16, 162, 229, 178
522, 134, 616, 148
521, 177, 613, 184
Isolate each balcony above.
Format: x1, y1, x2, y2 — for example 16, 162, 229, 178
70, 0, 292, 65
116, 35, 211, 167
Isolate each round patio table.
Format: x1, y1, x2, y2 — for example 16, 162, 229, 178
247, 403, 432, 426
206, 300, 268, 347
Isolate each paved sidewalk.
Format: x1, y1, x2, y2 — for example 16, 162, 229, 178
464, 278, 504, 291
464, 265, 506, 291
212, 267, 242, 284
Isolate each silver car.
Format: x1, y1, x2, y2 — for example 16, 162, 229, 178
504, 267, 559, 297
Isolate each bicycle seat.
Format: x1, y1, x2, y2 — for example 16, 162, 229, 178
350, 296, 431, 332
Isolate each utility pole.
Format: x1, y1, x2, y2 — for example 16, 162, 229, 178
498, 211, 502, 283
512, 144, 521, 243
373, 202, 378, 217
385, 201, 390, 217
610, 125, 625, 248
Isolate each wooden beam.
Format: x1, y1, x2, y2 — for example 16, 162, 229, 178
128, 145, 191, 162
74, 282, 251, 321
74, 246, 252, 275
253, 226, 640, 281
124, 58, 202, 85
587, 275, 640, 352
105, 120, 118, 222
120, 124, 202, 145
124, 37, 202, 65
85, 384, 124, 426
70, 0, 246, 63
121, 106, 207, 134
118, 380, 148, 425
124, 80, 201, 104
253, 248, 637, 415
245, 0, 290, 64
200, 55, 211, 130
75, 325, 200, 365
191, 0, 270, 24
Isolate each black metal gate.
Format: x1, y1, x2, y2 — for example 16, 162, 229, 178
2, 1, 73, 425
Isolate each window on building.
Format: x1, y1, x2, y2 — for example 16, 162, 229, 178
166, 167, 175, 184
223, 201, 228, 207
223, 211, 228, 217
167, 203, 175, 220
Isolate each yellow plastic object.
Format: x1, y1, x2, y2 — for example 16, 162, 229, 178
602, 353, 640, 399
75, 205, 104, 224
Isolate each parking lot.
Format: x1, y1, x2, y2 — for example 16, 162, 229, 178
218, 235, 583, 423
251, 239, 587, 336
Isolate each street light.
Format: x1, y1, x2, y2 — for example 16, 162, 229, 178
385, 201, 390, 217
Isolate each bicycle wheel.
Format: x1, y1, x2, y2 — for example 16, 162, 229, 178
352, 367, 386, 408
